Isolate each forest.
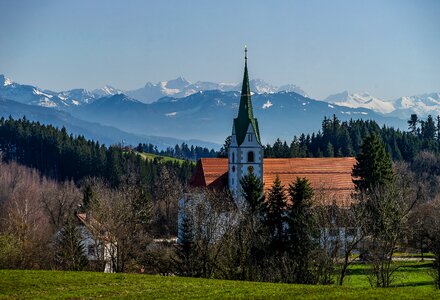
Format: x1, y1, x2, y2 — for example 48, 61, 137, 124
264, 114, 440, 161
136, 142, 217, 160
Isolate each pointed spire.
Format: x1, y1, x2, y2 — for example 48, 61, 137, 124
233, 46, 261, 145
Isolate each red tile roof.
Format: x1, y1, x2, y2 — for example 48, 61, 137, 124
190, 158, 229, 189
189, 157, 356, 206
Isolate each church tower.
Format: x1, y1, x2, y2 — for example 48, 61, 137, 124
228, 47, 264, 198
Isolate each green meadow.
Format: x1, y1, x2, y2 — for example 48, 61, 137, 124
135, 152, 193, 165
1, 261, 438, 299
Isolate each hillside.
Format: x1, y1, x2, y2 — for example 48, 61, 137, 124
134, 151, 194, 165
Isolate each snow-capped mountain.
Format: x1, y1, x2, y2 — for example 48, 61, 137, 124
127, 77, 196, 102
57, 89, 99, 105
0, 74, 307, 108
0, 73, 407, 144
1, 74, 13, 86
0, 75, 121, 109
126, 77, 307, 103
70, 90, 405, 143
324, 91, 395, 114
323, 90, 440, 118
3, 73, 438, 121
0, 75, 77, 108
391, 93, 440, 118
92, 85, 123, 97
277, 84, 307, 96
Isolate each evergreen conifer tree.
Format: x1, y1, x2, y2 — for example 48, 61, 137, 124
408, 114, 419, 135
266, 176, 287, 251
82, 185, 95, 210
352, 134, 394, 192
287, 177, 317, 283
55, 219, 88, 271
240, 170, 265, 216
132, 188, 152, 232
174, 214, 195, 276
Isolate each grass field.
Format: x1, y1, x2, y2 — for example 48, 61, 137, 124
1, 262, 439, 299
135, 152, 193, 165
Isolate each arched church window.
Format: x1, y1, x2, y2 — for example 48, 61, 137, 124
232, 152, 235, 163
248, 134, 252, 142
247, 151, 254, 163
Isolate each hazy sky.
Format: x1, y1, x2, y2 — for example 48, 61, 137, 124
0, 0, 439, 100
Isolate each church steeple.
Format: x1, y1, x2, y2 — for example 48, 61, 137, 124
228, 47, 264, 199
234, 46, 261, 146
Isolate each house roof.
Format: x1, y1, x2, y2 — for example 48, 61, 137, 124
189, 157, 357, 206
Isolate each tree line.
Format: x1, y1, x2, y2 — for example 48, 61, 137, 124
136, 143, 217, 160
264, 114, 440, 161
0, 116, 194, 187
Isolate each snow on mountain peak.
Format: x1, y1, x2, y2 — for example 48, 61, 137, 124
392, 93, 440, 117
262, 100, 273, 109
165, 76, 191, 89
0, 74, 13, 86
4, 78, 13, 86
32, 88, 53, 99
324, 91, 395, 114
91, 85, 123, 97
126, 77, 307, 103
277, 84, 307, 97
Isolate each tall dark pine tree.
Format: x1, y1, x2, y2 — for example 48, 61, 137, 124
82, 185, 96, 210
218, 136, 232, 158
408, 114, 419, 136
55, 219, 88, 271
132, 188, 152, 232
287, 177, 317, 284
266, 176, 287, 252
351, 133, 402, 288
174, 214, 196, 276
437, 115, 440, 147
352, 134, 394, 192
239, 169, 268, 280
240, 170, 265, 216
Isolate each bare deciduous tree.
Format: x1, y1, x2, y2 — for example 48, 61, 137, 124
152, 166, 183, 237
359, 162, 418, 287
86, 181, 152, 272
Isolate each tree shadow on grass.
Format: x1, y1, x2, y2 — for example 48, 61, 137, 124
391, 280, 434, 288
402, 262, 433, 269
343, 267, 368, 276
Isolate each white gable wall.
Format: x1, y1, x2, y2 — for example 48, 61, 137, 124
228, 123, 263, 199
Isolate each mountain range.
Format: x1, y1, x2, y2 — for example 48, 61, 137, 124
2, 74, 438, 118
68, 91, 406, 143
1, 73, 438, 147
323, 90, 440, 118
126, 77, 307, 103
0, 94, 220, 150
0, 74, 306, 108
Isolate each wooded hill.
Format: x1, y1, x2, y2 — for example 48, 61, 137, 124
0, 116, 194, 187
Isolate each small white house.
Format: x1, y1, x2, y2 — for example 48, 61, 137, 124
76, 212, 117, 273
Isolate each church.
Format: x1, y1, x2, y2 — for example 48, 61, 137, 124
190, 48, 356, 206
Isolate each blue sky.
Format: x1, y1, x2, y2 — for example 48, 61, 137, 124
0, 0, 439, 99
